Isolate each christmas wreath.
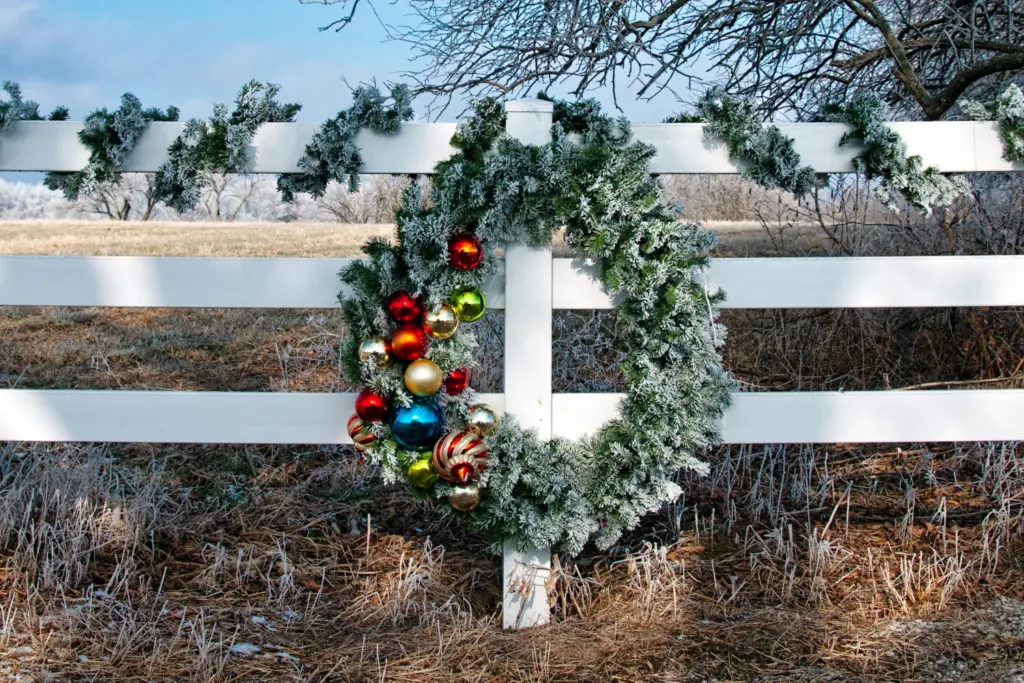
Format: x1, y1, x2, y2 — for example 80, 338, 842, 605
340, 97, 732, 555
4, 75, 991, 554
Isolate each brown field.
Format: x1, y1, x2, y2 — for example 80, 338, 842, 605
0, 219, 1022, 682
0, 218, 830, 257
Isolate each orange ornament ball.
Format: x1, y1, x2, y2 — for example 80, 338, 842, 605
391, 323, 429, 361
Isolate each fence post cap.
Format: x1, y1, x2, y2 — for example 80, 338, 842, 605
505, 99, 555, 113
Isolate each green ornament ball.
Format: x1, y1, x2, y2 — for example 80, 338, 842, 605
450, 287, 486, 322
407, 454, 438, 489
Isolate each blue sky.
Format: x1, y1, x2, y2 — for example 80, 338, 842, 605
1, 0, 692, 182
2, 0, 695, 120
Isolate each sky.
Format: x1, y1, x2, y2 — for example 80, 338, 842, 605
1, 0, 693, 182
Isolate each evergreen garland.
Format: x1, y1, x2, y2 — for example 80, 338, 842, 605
342, 97, 732, 554
278, 83, 413, 201
673, 89, 971, 214
962, 84, 1024, 163
817, 96, 969, 214
154, 80, 300, 212
0, 80, 68, 132
696, 88, 817, 197
43, 94, 179, 201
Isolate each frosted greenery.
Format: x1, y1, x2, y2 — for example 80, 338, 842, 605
341, 97, 732, 554
0, 81, 68, 132
696, 88, 817, 197
963, 84, 1024, 163
44, 94, 179, 201
683, 88, 970, 215
154, 80, 300, 212
817, 96, 969, 214
278, 83, 413, 201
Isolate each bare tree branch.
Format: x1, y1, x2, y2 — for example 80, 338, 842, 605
305, 0, 1024, 119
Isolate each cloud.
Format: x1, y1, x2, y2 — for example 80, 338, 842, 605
0, 0, 408, 123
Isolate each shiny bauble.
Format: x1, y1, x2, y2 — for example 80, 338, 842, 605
448, 484, 482, 512
466, 404, 500, 437
407, 454, 438, 489
444, 368, 470, 396
432, 431, 488, 483
387, 290, 423, 324
448, 234, 483, 271
391, 324, 430, 362
404, 358, 443, 397
354, 389, 389, 422
347, 414, 376, 451
450, 287, 486, 323
357, 337, 391, 368
424, 304, 459, 340
390, 400, 445, 451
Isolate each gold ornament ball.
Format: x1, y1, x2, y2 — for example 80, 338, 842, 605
407, 454, 438, 489
424, 304, 459, 339
404, 358, 444, 397
448, 483, 481, 512
358, 337, 391, 368
449, 287, 486, 323
467, 404, 500, 437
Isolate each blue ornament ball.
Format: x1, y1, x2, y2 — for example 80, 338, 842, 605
390, 399, 445, 451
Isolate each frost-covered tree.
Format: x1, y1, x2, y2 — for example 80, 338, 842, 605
0, 178, 67, 220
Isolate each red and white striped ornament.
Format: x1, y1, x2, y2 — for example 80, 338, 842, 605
347, 414, 377, 452
432, 431, 488, 483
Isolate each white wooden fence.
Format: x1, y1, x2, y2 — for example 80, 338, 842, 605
1, 100, 1023, 629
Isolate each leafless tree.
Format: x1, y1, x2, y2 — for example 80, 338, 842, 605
77, 173, 162, 221
317, 176, 410, 223
304, 0, 1024, 119
199, 174, 259, 222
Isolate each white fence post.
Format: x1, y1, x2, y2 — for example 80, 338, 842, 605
501, 99, 554, 629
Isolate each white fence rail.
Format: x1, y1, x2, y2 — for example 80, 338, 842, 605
1, 102, 1022, 629
1, 388, 1022, 445
2, 120, 1020, 175
4, 254, 1024, 309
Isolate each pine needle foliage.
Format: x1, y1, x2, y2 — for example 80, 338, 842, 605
817, 95, 969, 214
0, 81, 67, 132
963, 84, 1024, 163
43, 94, 179, 201
341, 98, 732, 554
696, 88, 817, 197
154, 80, 300, 212
278, 83, 413, 201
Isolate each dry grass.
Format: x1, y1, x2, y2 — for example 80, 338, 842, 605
0, 219, 822, 258
0, 220, 393, 257
0, 218, 1022, 681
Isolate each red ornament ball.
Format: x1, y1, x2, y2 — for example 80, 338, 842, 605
444, 368, 470, 395
391, 324, 430, 361
354, 389, 389, 422
387, 290, 423, 324
448, 235, 483, 271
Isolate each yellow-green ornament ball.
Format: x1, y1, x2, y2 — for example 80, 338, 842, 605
404, 358, 444, 397
407, 454, 438, 489
450, 287, 486, 323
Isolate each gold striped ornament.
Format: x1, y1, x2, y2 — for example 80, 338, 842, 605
432, 431, 488, 483
347, 414, 376, 452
